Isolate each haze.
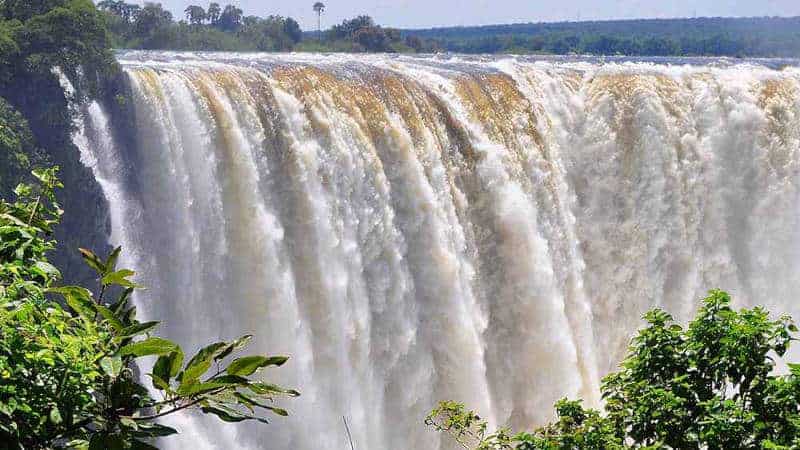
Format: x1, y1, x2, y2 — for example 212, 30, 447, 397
133, 0, 800, 30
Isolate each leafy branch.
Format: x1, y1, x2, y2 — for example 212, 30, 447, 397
1, 169, 299, 449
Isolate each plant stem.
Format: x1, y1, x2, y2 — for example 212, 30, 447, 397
343, 415, 355, 450
27, 195, 41, 225
132, 387, 226, 421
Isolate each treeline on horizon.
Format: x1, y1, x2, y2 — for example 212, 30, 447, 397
409, 16, 800, 57
98, 1, 800, 57
97, 1, 418, 52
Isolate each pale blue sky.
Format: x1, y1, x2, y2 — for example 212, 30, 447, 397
137, 0, 800, 30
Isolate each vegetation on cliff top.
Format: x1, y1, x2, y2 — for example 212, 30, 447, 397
97, 1, 415, 53
97, 2, 800, 56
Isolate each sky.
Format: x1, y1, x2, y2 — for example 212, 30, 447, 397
139, 0, 800, 31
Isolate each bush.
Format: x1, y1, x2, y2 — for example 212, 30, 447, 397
428, 290, 800, 449
0, 169, 298, 449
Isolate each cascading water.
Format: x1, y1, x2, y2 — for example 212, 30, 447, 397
73, 52, 800, 450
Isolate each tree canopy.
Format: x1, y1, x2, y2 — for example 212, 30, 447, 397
99, 2, 306, 51
95, 2, 800, 56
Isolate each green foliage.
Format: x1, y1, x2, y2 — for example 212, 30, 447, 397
0, 0, 115, 88
131, 2, 172, 37
0, 98, 40, 195
98, 2, 411, 53
99, 2, 304, 52
0, 0, 126, 293
96, 3, 800, 56
427, 399, 622, 450
0, 170, 298, 449
319, 15, 406, 52
184, 5, 205, 26
0, 20, 21, 83
403, 17, 800, 56
428, 290, 800, 449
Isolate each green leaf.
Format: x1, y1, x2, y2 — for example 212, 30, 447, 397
65, 439, 89, 450
33, 261, 60, 279
120, 337, 178, 357
130, 422, 178, 437
100, 356, 122, 378
110, 288, 134, 315
235, 391, 290, 417
102, 269, 142, 289
215, 334, 253, 362
31, 167, 49, 183
105, 246, 122, 273
153, 348, 184, 382
96, 305, 124, 331
265, 406, 289, 416
148, 373, 170, 392
13, 183, 32, 198
182, 342, 228, 382
208, 375, 250, 385
49, 407, 62, 425
50, 286, 96, 319
123, 305, 138, 324
249, 383, 301, 397
78, 248, 106, 275
118, 321, 160, 339
200, 404, 252, 423
119, 416, 138, 430
227, 356, 289, 377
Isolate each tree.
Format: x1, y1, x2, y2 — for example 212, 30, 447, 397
184, 5, 206, 26
330, 15, 375, 40
312, 2, 325, 41
0, 0, 113, 77
353, 26, 390, 52
99, 1, 139, 24
134, 2, 172, 37
0, 168, 299, 448
428, 290, 800, 449
283, 17, 302, 44
119, 2, 140, 23
97, 0, 125, 16
206, 2, 221, 25
216, 4, 243, 32
405, 35, 423, 52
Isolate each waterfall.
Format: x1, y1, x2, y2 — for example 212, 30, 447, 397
75, 53, 800, 450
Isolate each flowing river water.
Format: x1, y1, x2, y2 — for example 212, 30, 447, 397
71, 52, 800, 449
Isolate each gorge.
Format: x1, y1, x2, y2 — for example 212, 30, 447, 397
72, 53, 800, 450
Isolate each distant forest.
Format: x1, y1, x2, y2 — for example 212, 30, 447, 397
96, 2, 800, 57
409, 16, 800, 57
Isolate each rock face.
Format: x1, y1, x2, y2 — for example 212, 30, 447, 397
1, 69, 113, 289
78, 52, 800, 450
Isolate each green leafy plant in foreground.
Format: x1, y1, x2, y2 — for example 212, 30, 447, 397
428, 290, 800, 449
0, 168, 298, 449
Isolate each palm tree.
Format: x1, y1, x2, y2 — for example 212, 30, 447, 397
313, 2, 325, 41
